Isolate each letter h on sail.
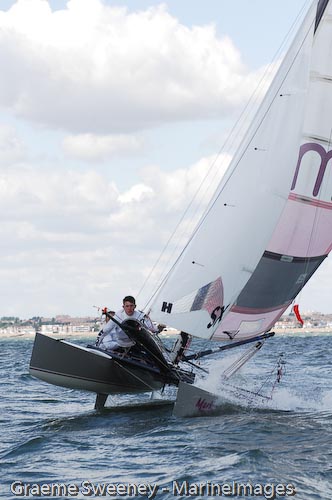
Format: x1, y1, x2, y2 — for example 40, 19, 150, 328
162, 301, 173, 313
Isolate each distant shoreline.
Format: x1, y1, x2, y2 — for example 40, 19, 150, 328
0, 328, 181, 340
1, 326, 331, 340
274, 327, 332, 335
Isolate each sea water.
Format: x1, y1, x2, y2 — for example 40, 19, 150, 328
0, 333, 331, 499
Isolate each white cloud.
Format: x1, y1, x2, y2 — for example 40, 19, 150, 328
0, 0, 262, 133
0, 123, 26, 165
118, 183, 154, 204
63, 133, 145, 161
0, 152, 229, 315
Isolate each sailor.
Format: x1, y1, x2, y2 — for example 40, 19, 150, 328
97, 295, 159, 351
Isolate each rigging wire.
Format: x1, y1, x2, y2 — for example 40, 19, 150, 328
172, 9, 316, 261
222, 353, 286, 403
252, 353, 286, 399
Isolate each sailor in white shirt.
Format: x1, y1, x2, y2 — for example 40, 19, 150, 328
97, 295, 158, 351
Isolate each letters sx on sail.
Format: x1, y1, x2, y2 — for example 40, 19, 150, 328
149, 1, 332, 342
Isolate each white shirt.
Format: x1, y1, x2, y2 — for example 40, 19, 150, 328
98, 309, 158, 351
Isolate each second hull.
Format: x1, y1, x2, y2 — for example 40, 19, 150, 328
29, 333, 164, 395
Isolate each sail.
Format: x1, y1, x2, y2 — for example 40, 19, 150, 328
150, 1, 330, 341
214, 0, 332, 340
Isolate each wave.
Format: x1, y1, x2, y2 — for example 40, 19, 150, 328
0, 436, 46, 460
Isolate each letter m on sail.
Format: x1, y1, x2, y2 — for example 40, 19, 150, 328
291, 142, 332, 196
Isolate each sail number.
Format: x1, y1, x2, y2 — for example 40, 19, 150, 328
161, 301, 227, 330
207, 305, 227, 329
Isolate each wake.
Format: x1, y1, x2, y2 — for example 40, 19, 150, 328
194, 355, 332, 413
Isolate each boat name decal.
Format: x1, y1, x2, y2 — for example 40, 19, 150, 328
195, 397, 216, 412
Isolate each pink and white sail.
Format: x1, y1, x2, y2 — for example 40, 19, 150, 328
149, 1, 332, 341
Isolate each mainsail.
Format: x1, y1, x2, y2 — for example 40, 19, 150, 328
149, 1, 332, 341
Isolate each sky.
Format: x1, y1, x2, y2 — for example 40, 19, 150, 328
2, 0, 330, 319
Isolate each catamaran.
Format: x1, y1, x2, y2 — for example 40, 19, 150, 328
30, 0, 332, 416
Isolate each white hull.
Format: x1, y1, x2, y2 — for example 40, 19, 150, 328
173, 382, 222, 417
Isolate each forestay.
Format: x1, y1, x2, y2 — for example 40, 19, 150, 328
150, 1, 332, 341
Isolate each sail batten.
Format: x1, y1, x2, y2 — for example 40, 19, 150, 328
150, 1, 332, 341
315, 0, 329, 32
303, 134, 332, 144
310, 73, 332, 81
